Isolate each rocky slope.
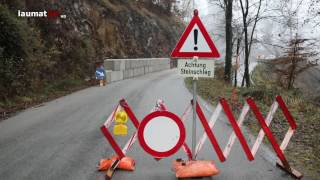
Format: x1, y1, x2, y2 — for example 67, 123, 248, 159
0, 0, 184, 110
26, 0, 184, 59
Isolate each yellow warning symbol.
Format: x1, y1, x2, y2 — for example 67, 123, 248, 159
113, 110, 128, 136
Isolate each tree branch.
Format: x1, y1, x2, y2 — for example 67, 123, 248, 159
248, 0, 262, 55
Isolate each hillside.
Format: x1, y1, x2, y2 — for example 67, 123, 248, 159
0, 0, 183, 111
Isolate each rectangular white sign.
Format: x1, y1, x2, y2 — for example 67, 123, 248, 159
178, 59, 215, 78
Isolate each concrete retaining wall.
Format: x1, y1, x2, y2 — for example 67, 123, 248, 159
104, 58, 171, 83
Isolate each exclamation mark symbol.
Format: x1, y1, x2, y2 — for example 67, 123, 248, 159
194, 29, 198, 51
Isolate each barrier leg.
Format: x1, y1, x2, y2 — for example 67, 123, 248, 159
276, 159, 303, 179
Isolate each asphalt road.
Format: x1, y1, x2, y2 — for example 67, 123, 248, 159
295, 65, 320, 97
0, 69, 293, 180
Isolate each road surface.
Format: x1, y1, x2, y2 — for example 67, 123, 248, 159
0, 69, 293, 180
295, 65, 320, 98
236, 62, 258, 87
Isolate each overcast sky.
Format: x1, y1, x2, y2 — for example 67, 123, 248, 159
188, 0, 320, 58
195, 0, 209, 16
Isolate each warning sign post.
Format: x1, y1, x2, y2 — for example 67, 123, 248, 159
171, 9, 220, 160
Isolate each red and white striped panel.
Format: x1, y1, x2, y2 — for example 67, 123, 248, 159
191, 96, 297, 170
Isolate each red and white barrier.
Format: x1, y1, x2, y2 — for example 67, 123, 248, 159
100, 96, 302, 179
191, 96, 302, 178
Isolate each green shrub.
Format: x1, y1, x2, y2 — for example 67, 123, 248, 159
0, 5, 29, 100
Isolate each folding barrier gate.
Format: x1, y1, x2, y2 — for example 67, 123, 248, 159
100, 96, 302, 179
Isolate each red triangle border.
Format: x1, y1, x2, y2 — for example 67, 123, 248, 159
171, 14, 220, 58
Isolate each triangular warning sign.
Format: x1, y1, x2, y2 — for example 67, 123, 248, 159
171, 10, 220, 58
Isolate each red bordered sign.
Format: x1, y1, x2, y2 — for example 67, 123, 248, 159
137, 111, 186, 158
171, 10, 220, 58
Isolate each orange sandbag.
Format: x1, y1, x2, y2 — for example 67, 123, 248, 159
172, 159, 219, 178
172, 159, 186, 172
172, 159, 199, 172
98, 159, 113, 171
98, 156, 135, 171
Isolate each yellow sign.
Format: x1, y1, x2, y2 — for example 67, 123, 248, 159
113, 124, 128, 136
113, 110, 128, 136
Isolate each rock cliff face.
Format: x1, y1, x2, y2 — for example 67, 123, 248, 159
25, 0, 184, 59
88, 0, 183, 58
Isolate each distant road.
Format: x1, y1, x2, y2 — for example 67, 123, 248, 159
0, 69, 293, 180
295, 65, 320, 97
236, 61, 258, 86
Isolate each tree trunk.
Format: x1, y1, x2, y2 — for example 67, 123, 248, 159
288, 61, 296, 89
287, 40, 298, 89
224, 0, 233, 82
243, 23, 250, 87
239, 0, 262, 88
234, 63, 238, 87
234, 38, 241, 87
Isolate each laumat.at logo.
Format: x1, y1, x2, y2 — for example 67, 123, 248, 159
18, 10, 66, 19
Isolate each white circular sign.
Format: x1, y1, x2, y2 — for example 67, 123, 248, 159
138, 111, 186, 158
143, 116, 180, 152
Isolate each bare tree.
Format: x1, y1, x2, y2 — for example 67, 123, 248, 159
308, 0, 320, 27
233, 29, 243, 87
239, 0, 263, 87
224, 0, 233, 82
270, 34, 318, 89
265, 0, 319, 89
208, 0, 234, 82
